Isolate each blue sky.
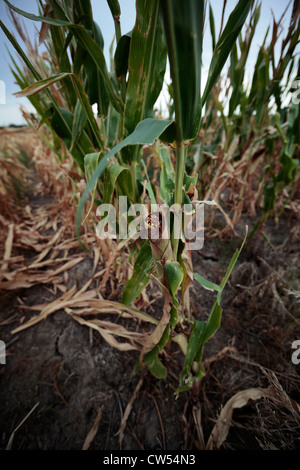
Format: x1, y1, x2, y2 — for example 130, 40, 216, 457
0, 0, 295, 126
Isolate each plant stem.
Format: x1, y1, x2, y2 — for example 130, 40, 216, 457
131, 145, 141, 202
114, 18, 122, 44
172, 143, 186, 258
131, 160, 137, 201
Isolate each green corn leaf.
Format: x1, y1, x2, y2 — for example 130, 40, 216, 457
3, 0, 70, 25
83, 152, 102, 222
200, 302, 223, 354
84, 152, 101, 183
1, 7, 92, 162
144, 14, 167, 120
183, 172, 198, 191
209, 3, 216, 52
114, 31, 132, 80
228, 3, 261, 116
51, 107, 93, 170
122, 242, 155, 305
73, 0, 95, 30
124, 0, 167, 137
160, 0, 204, 143
63, 24, 124, 114
219, 230, 248, 292
50, 107, 74, 150
13, 72, 71, 97
13, 72, 103, 151
203, 227, 248, 343
38, 106, 54, 128
158, 145, 175, 204
158, 145, 175, 179
141, 160, 157, 205
105, 104, 120, 148
84, 53, 110, 118
179, 320, 207, 390
71, 99, 88, 151
278, 150, 298, 185
9, 67, 47, 120
102, 162, 133, 204
146, 354, 167, 379
143, 324, 170, 379
48, 25, 76, 108
3, 0, 124, 114
160, 162, 174, 205
73, 42, 86, 76
202, 0, 254, 106
107, 0, 121, 19
177, 228, 248, 393
193, 273, 222, 293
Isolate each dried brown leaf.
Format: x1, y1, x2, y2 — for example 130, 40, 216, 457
140, 290, 172, 361
2, 223, 14, 272
117, 376, 144, 449
82, 407, 103, 450
206, 387, 274, 450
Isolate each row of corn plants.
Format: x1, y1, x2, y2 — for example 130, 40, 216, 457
1, 0, 254, 393
196, 1, 299, 236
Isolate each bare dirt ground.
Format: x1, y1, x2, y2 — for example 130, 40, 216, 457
0, 129, 300, 451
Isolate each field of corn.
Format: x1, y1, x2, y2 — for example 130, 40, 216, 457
0, 0, 300, 452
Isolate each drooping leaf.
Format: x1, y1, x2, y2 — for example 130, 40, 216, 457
3, 0, 124, 114
143, 324, 170, 379
13, 72, 70, 98
15, 72, 102, 153
202, 0, 254, 106
102, 162, 133, 204
145, 353, 167, 379
106, 0, 121, 19
194, 273, 222, 293
122, 242, 155, 305
158, 145, 175, 204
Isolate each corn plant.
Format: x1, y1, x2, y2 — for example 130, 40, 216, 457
1, 0, 252, 393
198, 1, 300, 236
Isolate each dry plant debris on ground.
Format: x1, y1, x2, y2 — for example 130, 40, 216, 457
0, 128, 300, 450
